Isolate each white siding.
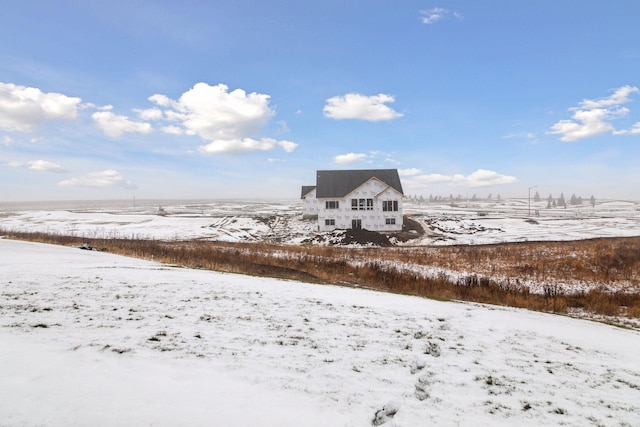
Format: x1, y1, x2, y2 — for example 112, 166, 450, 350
301, 188, 318, 219
316, 179, 403, 232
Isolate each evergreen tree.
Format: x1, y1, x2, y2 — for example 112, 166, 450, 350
590, 195, 596, 207
534, 191, 541, 202
557, 193, 566, 208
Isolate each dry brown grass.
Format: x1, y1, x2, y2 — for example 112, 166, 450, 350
3, 228, 639, 323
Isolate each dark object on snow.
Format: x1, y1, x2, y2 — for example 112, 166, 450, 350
78, 243, 96, 251
372, 404, 399, 426
341, 228, 392, 247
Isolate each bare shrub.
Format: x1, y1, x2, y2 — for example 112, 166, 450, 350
2, 228, 639, 323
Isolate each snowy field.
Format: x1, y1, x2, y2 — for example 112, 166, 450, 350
405, 198, 640, 245
1, 198, 640, 245
2, 239, 640, 426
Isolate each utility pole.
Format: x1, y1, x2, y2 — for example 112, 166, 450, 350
528, 185, 537, 216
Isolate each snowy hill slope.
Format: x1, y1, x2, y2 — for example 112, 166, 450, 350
1, 239, 639, 426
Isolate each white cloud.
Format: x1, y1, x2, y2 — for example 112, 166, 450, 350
58, 169, 135, 188
198, 137, 297, 155
333, 153, 368, 164
503, 132, 538, 144
92, 111, 153, 138
152, 82, 273, 139
28, 160, 66, 173
464, 169, 519, 187
613, 119, 640, 136
2, 135, 13, 146
161, 125, 184, 135
81, 103, 113, 111
332, 150, 400, 165
323, 93, 403, 121
5, 159, 66, 173
412, 169, 518, 187
385, 157, 401, 165
0, 82, 81, 132
163, 110, 189, 124
419, 8, 463, 25
419, 8, 447, 24
148, 94, 173, 108
618, 122, 640, 135
398, 168, 422, 176
548, 86, 639, 142
276, 120, 290, 134
578, 85, 638, 109
549, 109, 617, 142
134, 107, 163, 121
278, 140, 298, 152
150, 82, 296, 154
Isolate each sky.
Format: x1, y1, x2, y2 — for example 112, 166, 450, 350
1, 0, 639, 202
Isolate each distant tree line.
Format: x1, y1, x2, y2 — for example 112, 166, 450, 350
406, 192, 596, 208
406, 194, 502, 204
542, 192, 596, 208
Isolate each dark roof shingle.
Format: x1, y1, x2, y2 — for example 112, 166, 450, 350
301, 185, 316, 198
314, 169, 403, 198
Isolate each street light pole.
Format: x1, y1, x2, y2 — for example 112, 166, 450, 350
528, 185, 537, 216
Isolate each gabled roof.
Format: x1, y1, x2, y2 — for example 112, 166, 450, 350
315, 169, 403, 198
301, 185, 316, 198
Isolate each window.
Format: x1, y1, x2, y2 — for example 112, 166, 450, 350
325, 201, 339, 209
325, 219, 335, 226
383, 200, 398, 212
352, 198, 373, 210
385, 218, 396, 225
366, 199, 373, 210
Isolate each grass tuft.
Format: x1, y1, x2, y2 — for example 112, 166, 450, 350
2, 228, 639, 323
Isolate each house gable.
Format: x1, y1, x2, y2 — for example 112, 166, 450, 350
342, 176, 402, 200
374, 183, 404, 199
315, 169, 403, 198
301, 185, 316, 199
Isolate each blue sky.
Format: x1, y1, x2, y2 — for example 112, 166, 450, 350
1, 1, 639, 201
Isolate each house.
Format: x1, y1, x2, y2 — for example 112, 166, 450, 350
301, 169, 404, 232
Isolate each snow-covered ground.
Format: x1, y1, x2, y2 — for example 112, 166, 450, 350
1, 198, 640, 245
0, 199, 314, 243
2, 238, 640, 426
405, 199, 640, 245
